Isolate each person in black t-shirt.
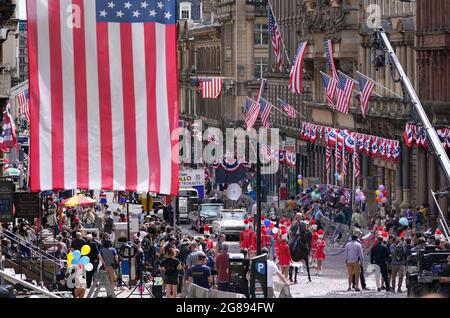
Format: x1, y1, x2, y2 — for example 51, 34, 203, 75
160, 248, 182, 298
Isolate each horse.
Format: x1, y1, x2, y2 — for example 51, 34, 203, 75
289, 221, 312, 282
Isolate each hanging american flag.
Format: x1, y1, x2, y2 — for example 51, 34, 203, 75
27, 0, 179, 194
335, 145, 341, 173
268, 6, 283, 71
200, 77, 223, 99
289, 41, 308, 94
354, 151, 360, 178
261, 144, 277, 162
259, 97, 273, 128
326, 146, 331, 172
320, 71, 337, 109
17, 88, 31, 121
324, 39, 338, 80
245, 98, 260, 131
0, 103, 17, 150
357, 73, 375, 118
278, 98, 297, 119
342, 148, 348, 176
336, 73, 355, 114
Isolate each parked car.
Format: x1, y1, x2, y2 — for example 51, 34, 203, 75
189, 203, 223, 233
212, 209, 247, 240
178, 188, 200, 223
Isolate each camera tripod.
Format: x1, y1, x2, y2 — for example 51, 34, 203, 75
126, 253, 154, 298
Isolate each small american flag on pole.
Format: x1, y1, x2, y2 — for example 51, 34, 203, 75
278, 98, 296, 119
268, 6, 283, 71
200, 77, 223, 99
259, 98, 273, 129
17, 88, 30, 121
336, 73, 355, 114
342, 148, 348, 176
245, 98, 260, 131
357, 73, 375, 118
324, 39, 338, 80
320, 71, 337, 109
289, 41, 308, 94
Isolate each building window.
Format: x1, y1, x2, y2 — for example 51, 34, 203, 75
254, 24, 268, 45
254, 58, 268, 79
180, 2, 192, 20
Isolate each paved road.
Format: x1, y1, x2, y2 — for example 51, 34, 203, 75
107, 199, 405, 298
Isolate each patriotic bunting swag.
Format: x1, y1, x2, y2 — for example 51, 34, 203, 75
405, 123, 450, 151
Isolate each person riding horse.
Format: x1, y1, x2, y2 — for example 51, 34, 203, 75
288, 214, 312, 282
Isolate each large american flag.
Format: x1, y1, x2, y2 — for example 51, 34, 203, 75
27, 0, 179, 194
268, 6, 283, 71
17, 88, 31, 121
278, 98, 296, 119
259, 97, 273, 129
336, 73, 355, 114
200, 77, 223, 99
289, 41, 308, 94
320, 71, 336, 109
357, 73, 375, 118
324, 39, 338, 80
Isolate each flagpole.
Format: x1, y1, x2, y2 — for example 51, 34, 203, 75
352, 153, 356, 211
356, 71, 402, 99
267, 0, 291, 66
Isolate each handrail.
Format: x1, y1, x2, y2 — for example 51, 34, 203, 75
0, 269, 60, 298
1, 228, 63, 266
3, 247, 56, 283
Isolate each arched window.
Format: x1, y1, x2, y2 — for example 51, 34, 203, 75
179, 2, 192, 20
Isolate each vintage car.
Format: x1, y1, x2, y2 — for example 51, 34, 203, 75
212, 209, 247, 240
189, 203, 223, 233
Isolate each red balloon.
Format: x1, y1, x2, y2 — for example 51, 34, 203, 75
269, 222, 275, 229
383, 191, 388, 197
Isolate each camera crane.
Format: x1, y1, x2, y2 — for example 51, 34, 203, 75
372, 28, 450, 240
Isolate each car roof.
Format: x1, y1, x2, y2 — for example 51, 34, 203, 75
201, 203, 223, 206
221, 209, 246, 213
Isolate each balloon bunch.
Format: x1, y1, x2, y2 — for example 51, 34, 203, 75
334, 172, 344, 182
354, 188, 366, 203
67, 245, 94, 272
375, 185, 388, 204
297, 175, 303, 186
263, 218, 279, 234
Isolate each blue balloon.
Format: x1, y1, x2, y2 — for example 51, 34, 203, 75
334, 172, 339, 178
72, 250, 81, 261
264, 219, 270, 227
399, 217, 409, 226
71, 258, 79, 266
80, 256, 90, 266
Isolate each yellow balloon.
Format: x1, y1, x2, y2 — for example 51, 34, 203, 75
81, 245, 91, 256
67, 252, 73, 262
67, 260, 72, 267
375, 190, 380, 195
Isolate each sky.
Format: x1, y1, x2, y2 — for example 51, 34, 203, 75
18, 0, 26, 20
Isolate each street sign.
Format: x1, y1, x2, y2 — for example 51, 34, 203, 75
0, 181, 14, 222
250, 253, 268, 298
14, 192, 41, 219
179, 169, 205, 187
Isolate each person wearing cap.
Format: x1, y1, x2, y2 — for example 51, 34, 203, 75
103, 210, 114, 236
187, 252, 212, 289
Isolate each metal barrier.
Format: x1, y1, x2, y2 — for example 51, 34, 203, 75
0, 269, 60, 298
181, 282, 246, 298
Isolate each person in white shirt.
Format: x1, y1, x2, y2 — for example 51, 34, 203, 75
262, 247, 290, 298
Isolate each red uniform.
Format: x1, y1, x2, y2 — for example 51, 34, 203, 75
315, 238, 326, 261
249, 231, 257, 253
277, 242, 292, 266
204, 238, 214, 250
240, 229, 253, 249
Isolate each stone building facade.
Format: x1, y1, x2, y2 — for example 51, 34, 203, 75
178, 0, 270, 135
265, 0, 441, 217
414, 0, 450, 226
